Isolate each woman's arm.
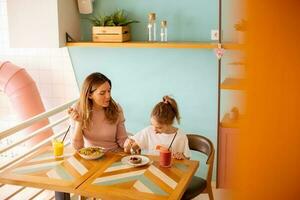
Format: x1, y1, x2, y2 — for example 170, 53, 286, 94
115, 107, 128, 148
68, 106, 82, 122
68, 104, 84, 150
71, 122, 84, 150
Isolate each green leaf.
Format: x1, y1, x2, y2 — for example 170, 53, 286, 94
88, 9, 139, 27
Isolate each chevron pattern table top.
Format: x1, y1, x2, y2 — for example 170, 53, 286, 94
0, 145, 199, 200
78, 153, 199, 200
0, 144, 104, 193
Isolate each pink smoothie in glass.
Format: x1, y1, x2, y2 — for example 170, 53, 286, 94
159, 148, 172, 167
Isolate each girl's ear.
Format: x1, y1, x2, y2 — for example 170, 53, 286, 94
88, 93, 93, 99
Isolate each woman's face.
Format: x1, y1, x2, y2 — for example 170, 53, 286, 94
89, 81, 111, 108
150, 117, 170, 134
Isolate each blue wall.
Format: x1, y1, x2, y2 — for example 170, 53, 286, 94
68, 0, 219, 179
80, 0, 218, 41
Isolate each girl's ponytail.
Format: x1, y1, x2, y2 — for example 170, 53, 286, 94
151, 95, 181, 125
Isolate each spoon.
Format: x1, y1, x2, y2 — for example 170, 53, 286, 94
130, 146, 141, 155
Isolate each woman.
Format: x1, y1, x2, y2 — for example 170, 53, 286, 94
69, 72, 128, 152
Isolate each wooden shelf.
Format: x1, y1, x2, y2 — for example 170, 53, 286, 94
221, 78, 244, 90
222, 43, 245, 50
227, 61, 245, 66
220, 113, 241, 128
66, 41, 243, 49
67, 41, 218, 49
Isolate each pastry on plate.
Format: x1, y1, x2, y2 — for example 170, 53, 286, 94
129, 156, 142, 164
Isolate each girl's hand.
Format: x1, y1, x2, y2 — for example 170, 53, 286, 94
172, 152, 186, 160
124, 138, 135, 153
68, 107, 82, 122
130, 143, 141, 155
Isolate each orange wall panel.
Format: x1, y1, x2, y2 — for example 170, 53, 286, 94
232, 0, 300, 199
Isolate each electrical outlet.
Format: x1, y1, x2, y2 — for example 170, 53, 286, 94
211, 30, 219, 40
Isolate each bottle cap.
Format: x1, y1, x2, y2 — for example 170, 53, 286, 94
161, 20, 167, 27
148, 13, 156, 21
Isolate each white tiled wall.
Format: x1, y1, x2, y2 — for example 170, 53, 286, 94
0, 0, 79, 133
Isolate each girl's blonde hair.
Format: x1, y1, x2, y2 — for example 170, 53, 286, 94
151, 96, 180, 125
78, 72, 119, 129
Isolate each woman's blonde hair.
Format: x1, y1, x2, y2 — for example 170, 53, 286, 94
151, 96, 180, 125
78, 72, 119, 129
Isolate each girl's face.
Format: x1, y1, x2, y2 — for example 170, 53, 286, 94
89, 81, 111, 109
150, 117, 171, 134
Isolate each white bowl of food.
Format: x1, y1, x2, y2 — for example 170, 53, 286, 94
78, 146, 104, 160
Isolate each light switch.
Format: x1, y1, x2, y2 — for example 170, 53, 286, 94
211, 30, 219, 40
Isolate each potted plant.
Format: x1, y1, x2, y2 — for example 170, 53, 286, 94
234, 19, 247, 44
89, 9, 139, 42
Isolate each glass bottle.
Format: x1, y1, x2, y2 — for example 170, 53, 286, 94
160, 20, 168, 42
148, 13, 157, 41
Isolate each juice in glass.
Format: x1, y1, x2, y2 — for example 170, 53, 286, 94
159, 148, 172, 167
52, 139, 64, 157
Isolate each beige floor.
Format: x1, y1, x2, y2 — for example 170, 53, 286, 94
193, 188, 231, 200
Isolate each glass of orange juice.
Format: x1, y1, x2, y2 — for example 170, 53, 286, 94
52, 139, 64, 157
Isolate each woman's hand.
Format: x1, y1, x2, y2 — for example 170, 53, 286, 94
67, 107, 82, 122
173, 152, 186, 160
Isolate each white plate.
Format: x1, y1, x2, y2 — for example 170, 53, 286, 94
121, 155, 151, 167
78, 146, 104, 160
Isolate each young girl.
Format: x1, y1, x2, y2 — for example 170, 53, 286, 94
68, 72, 128, 152
124, 96, 190, 159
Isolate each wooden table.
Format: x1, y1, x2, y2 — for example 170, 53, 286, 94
0, 145, 104, 199
77, 153, 199, 200
0, 145, 199, 200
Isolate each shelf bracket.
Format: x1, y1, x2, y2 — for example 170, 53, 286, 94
66, 32, 76, 43
214, 43, 225, 60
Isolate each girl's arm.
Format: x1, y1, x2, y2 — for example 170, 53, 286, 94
124, 127, 150, 153
183, 136, 191, 159
124, 138, 135, 153
173, 152, 189, 160
172, 134, 191, 160
124, 139, 141, 154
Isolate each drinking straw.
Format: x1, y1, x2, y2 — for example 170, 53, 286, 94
62, 125, 71, 142
168, 131, 178, 151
